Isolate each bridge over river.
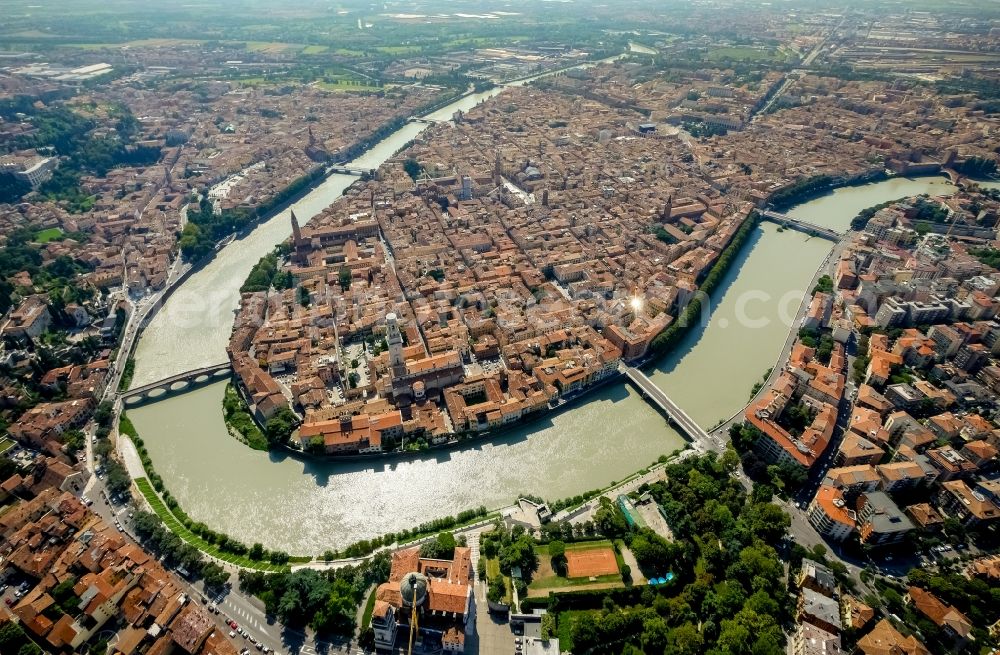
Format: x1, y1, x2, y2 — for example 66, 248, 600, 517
122, 362, 231, 406
622, 366, 717, 450
759, 210, 842, 241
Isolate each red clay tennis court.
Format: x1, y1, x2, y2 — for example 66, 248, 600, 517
566, 547, 619, 578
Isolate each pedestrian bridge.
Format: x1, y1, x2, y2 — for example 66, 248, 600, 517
760, 210, 842, 241
623, 366, 710, 444
121, 362, 231, 406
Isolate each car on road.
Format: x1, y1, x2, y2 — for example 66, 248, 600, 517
229, 631, 237, 639
228, 621, 238, 630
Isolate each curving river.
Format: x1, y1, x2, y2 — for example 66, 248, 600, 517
126, 82, 958, 552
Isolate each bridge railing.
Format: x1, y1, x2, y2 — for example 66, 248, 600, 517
121, 363, 230, 398
622, 367, 709, 440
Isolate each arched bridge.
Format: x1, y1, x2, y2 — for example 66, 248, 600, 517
407, 117, 441, 125
760, 210, 842, 241
121, 362, 231, 406
329, 166, 374, 176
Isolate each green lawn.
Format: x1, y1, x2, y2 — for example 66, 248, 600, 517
529, 572, 622, 590
557, 610, 600, 652
34, 227, 64, 243
133, 477, 287, 572
529, 540, 623, 591
706, 45, 790, 63
359, 587, 378, 630
0, 437, 14, 455
302, 45, 329, 54
315, 80, 381, 92
375, 45, 422, 55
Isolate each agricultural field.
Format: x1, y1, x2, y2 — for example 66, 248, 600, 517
706, 44, 795, 62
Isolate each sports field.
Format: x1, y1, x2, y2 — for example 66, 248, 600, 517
566, 546, 619, 577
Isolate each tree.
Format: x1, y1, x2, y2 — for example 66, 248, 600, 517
742, 502, 790, 544
200, 562, 229, 589
487, 576, 506, 603
276, 570, 331, 625
94, 401, 114, 427
338, 267, 352, 291
420, 532, 457, 560
265, 406, 298, 447
720, 447, 741, 472
0, 172, 31, 204
541, 611, 556, 641
104, 460, 132, 497
630, 529, 676, 577
548, 540, 567, 576
403, 158, 422, 181
666, 622, 703, 655
594, 497, 629, 539
298, 285, 311, 307
499, 532, 539, 580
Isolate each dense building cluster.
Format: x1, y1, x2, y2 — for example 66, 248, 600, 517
741, 186, 1000, 556
229, 83, 759, 454
0, 461, 237, 655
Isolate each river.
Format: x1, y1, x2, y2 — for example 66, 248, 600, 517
126, 82, 958, 552
131, 76, 569, 387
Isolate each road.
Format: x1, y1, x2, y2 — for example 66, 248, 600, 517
85, 466, 368, 655
102, 246, 191, 404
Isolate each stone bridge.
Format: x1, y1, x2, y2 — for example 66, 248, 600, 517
329, 165, 374, 176
760, 210, 842, 241
121, 362, 232, 406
